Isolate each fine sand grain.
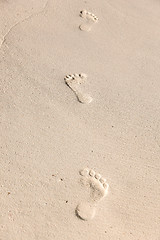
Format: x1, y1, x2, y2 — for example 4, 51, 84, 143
0, 0, 160, 239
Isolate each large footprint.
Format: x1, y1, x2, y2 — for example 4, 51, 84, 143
64, 73, 93, 104
79, 10, 99, 32
76, 168, 109, 221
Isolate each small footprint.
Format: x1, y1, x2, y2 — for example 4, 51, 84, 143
64, 73, 93, 104
76, 168, 109, 220
79, 10, 99, 32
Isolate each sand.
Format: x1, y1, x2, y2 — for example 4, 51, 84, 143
0, 0, 160, 239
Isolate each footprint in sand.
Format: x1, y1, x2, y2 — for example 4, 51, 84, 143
64, 73, 93, 104
79, 10, 99, 32
76, 168, 109, 221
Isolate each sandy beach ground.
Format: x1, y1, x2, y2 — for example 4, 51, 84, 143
0, 0, 160, 239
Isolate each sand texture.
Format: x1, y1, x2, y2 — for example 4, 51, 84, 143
0, 0, 160, 239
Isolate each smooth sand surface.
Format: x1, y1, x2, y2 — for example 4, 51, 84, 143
0, 0, 160, 239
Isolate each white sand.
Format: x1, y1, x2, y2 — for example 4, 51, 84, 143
0, 0, 160, 239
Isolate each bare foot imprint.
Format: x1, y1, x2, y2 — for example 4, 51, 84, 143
79, 10, 99, 32
76, 168, 109, 220
64, 73, 93, 104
